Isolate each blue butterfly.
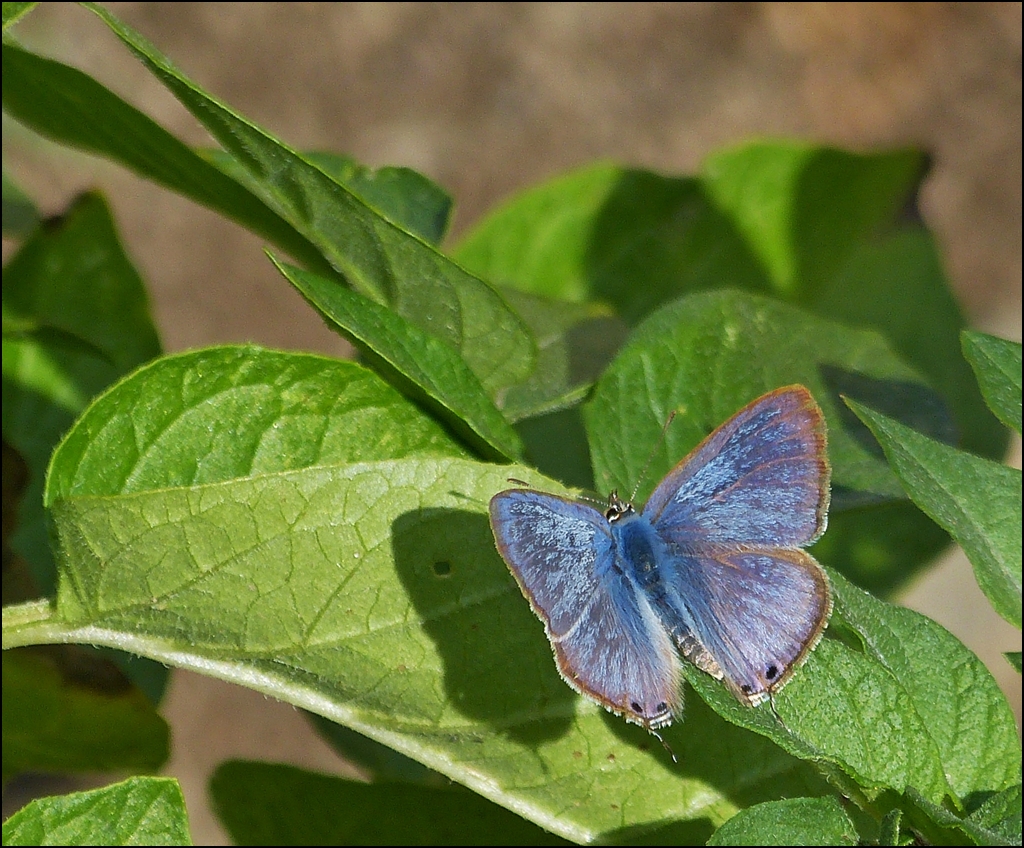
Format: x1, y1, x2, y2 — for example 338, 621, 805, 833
489, 385, 832, 732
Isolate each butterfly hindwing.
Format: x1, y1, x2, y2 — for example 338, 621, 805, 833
489, 490, 680, 727
654, 547, 832, 704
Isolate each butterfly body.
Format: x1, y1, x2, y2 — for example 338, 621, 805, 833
489, 386, 832, 731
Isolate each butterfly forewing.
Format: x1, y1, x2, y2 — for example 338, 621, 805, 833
644, 386, 830, 549
490, 491, 680, 727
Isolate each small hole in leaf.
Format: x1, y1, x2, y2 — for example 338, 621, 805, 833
433, 560, 452, 577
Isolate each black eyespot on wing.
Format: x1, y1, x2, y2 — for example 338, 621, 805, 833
741, 684, 753, 694
766, 664, 779, 681
631, 701, 643, 714
656, 701, 667, 713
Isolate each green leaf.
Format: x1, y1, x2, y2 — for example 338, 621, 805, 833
877, 808, 906, 846
585, 290, 928, 505
3, 192, 161, 593
827, 571, 1020, 804
582, 290, 965, 594
963, 783, 1022, 846
86, 4, 535, 398
454, 161, 770, 322
3, 647, 168, 781
682, 567, 1019, 831
302, 153, 453, 247
1, 1, 37, 30
706, 796, 858, 846
45, 346, 468, 501
704, 142, 1006, 470
847, 399, 1022, 629
209, 760, 569, 846
701, 142, 924, 299
811, 229, 1007, 464
903, 784, 1023, 847
456, 152, 1002, 594
0, 43, 331, 278
204, 148, 453, 248
1006, 651, 1022, 673
272, 261, 523, 461
496, 287, 629, 423
1, 776, 191, 846
962, 331, 1022, 435
2, 169, 39, 237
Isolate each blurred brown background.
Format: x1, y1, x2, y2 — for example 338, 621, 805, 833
5, 3, 1021, 844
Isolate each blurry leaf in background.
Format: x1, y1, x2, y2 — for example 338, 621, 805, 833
2, 170, 39, 237
210, 760, 569, 846
2, 193, 161, 593
3, 647, 168, 781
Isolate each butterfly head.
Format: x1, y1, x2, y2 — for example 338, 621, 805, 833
604, 490, 635, 523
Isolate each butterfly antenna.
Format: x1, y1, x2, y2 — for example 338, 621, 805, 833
629, 411, 678, 502
506, 476, 609, 509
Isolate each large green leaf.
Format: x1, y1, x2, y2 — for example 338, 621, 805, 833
827, 571, 1019, 804
704, 142, 1006, 471
810, 230, 1006, 463
6, 348, 1015, 842
85, 4, 535, 399
10, 457, 821, 844
272, 260, 523, 462
210, 760, 568, 845
685, 569, 1019, 837
7, 451, 1014, 841
455, 162, 770, 321
1, 776, 191, 846
585, 290, 931, 503
3, 192, 161, 593
848, 400, 1022, 630
454, 150, 1006, 578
